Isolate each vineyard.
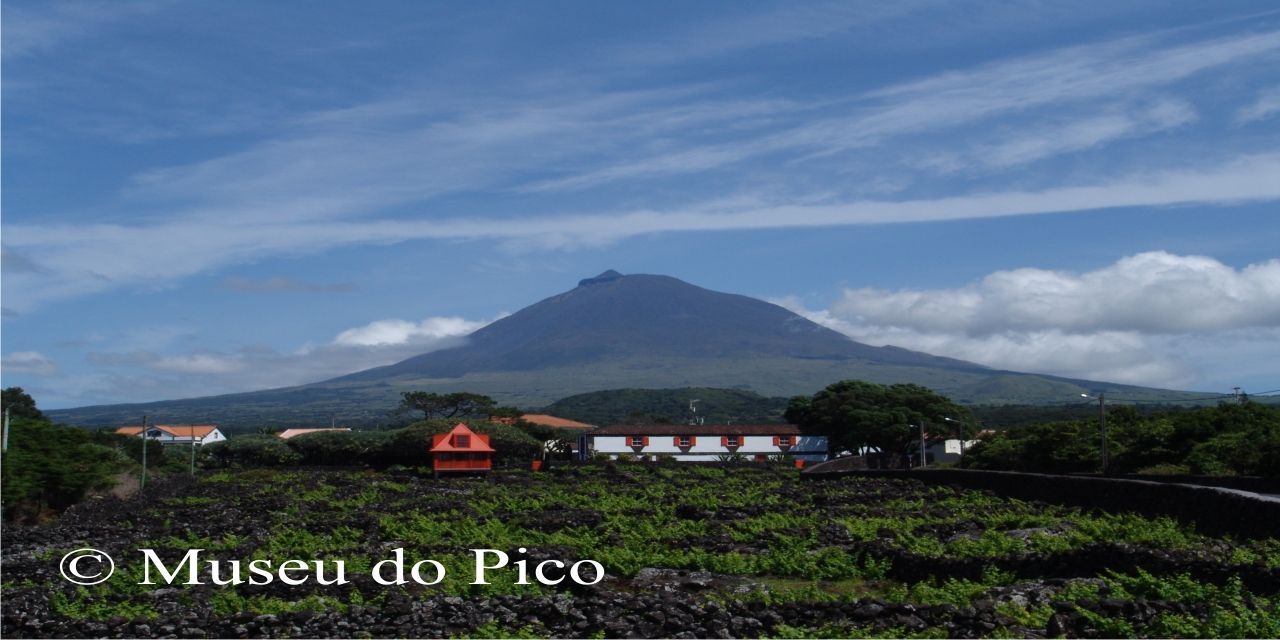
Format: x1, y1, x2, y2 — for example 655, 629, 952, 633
3, 465, 1278, 638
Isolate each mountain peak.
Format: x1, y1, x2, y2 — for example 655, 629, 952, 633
578, 269, 624, 287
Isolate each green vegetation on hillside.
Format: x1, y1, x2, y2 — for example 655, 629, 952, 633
542, 387, 788, 425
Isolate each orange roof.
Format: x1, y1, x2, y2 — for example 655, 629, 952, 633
160, 425, 218, 438
430, 423, 495, 453
277, 428, 352, 440
521, 414, 595, 429
116, 424, 219, 438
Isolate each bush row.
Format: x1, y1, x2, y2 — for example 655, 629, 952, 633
201, 420, 544, 469
964, 402, 1280, 477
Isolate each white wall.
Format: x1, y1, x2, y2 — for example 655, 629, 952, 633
199, 430, 227, 445
588, 434, 827, 461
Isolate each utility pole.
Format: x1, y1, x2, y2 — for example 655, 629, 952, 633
918, 421, 927, 468
3, 408, 10, 452
190, 431, 197, 476
1097, 393, 1108, 475
140, 415, 149, 491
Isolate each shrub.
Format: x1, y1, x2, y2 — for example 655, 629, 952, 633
1, 418, 126, 522
285, 430, 393, 466
204, 435, 301, 468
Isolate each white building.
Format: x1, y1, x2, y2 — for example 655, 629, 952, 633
584, 424, 827, 462
116, 424, 227, 446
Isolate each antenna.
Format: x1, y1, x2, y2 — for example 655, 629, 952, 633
688, 399, 703, 426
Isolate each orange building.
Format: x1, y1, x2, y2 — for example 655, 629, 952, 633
429, 423, 495, 477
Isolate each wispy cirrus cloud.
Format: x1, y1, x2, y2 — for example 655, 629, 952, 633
5, 23, 1280, 316
1236, 85, 1280, 124
6, 152, 1280, 312
924, 98, 1198, 173
1, 0, 170, 59
535, 27, 1280, 190
612, 2, 923, 65
220, 277, 356, 294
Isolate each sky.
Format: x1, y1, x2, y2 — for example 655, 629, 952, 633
2, 0, 1279, 410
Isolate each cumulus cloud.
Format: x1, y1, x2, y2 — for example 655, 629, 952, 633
332, 315, 500, 347
774, 252, 1280, 388
1, 351, 58, 376
834, 252, 1280, 335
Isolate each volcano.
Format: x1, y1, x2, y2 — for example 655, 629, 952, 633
337, 270, 983, 381
47, 270, 1213, 429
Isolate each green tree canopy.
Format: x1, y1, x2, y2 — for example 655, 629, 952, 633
785, 380, 973, 458
398, 391, 497, 421
2, 387, 45, 421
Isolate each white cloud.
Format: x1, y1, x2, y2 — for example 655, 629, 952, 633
1, 351, 58, 376
221, 277, 355, 293
56, 313, 505, 405
833, 251, 1280, 335
1236, 85, 1280, 124
149, 353, 243, 375
613, 2, 920, 65
333, 315, 497, 347
969, 98, 1198, 170
6, 153, 1280, 313
774, 252, 1280, 389
1, 1, 167, 58
548, 28, 1280, 189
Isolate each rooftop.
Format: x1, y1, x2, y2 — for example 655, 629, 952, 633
592, 423, 802, 436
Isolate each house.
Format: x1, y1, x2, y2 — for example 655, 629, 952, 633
116, 424, 227, 447
429, 423, 495, 477
926, 429, 994, 465
585, 424, 828, 463
277, 428, 352, 440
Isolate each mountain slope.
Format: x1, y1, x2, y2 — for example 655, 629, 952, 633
46, 270, 1218, 430
339, 270, 985, 381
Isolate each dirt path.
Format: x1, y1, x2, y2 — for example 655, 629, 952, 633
107, 471, 140, 499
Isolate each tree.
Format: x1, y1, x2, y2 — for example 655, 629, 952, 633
398, 391, 497, 421
785, 380, 972, 464
2, 387, 45, 421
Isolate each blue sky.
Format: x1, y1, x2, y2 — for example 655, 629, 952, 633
3, 1, 1279, 409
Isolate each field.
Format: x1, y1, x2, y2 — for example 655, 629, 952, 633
3, 465, 1278, 638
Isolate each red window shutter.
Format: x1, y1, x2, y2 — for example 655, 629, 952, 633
642, 436, 650, 446
689, 436, 697, 446
720, 436, 728, 446
772, 436, 780, 446
673, 436, 681, 446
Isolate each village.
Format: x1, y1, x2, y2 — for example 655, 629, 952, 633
111, 414, 832, 472
109, 410, 980, 475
